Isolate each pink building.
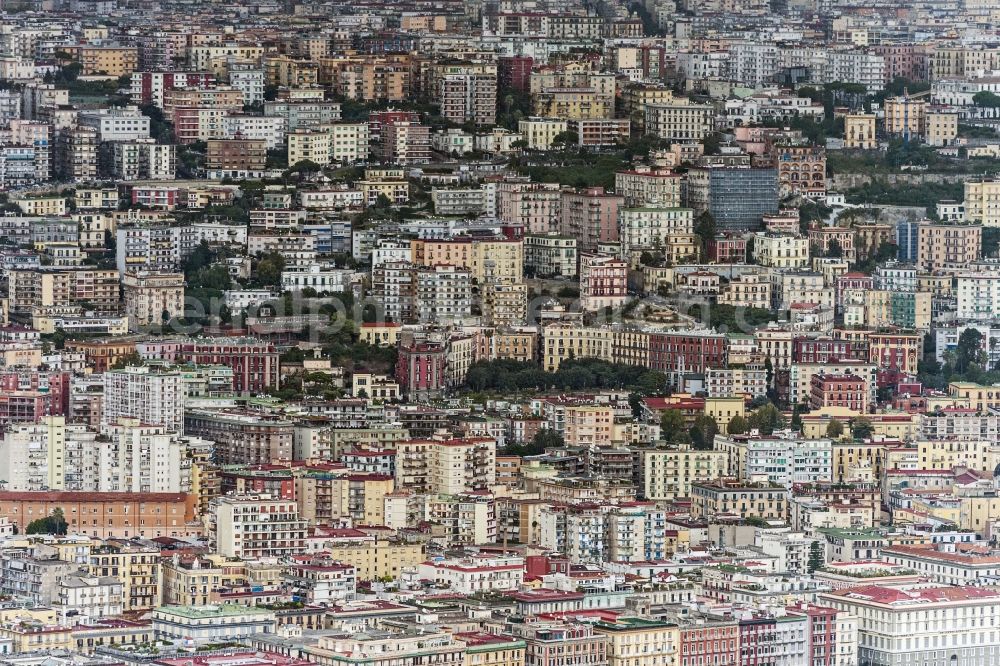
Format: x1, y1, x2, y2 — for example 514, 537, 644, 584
395, 336, 447, 400
560, 186, 623, 251
498, 180, 562, 233
706, 233, 747, 263
579, 252, 628, 311
836, 271, 873, 308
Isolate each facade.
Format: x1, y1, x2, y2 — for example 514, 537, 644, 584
122, 271, 184, 331
211, 494, 308, 560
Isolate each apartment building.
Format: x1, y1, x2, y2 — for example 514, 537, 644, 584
122, 271, 185, 331
690, 480, 787, 520
619, 207, 695, 256
844, 113, 876, 149
103, 365, 180, 427
964, 178, 1000, 227
524, 234, 578, 278
184, 409, 292, 465
752, 233, 810, 268
382, 121, 431, 165
211, 494, 308, 560
639, 447, 729, 500
560, 187, 623, 251
916, 222, 981, 271
644, 100, 714, 141
615, 169, 683, 207
394, 437, 496, 495
205, 138, 267, 178
7, 267, 119, 314
579, 253, 628, 311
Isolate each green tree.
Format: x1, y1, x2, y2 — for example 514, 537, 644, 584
727, 414, 748, 435
955, 328, 985, 374
826, 418, 845, 439
689, 413, 719, 450
694, 211, 716, 261
807, 540, 824, 573
26, 508, 68, 535
253, 251, 286, 287
851, 416, 874, 441
748, 403, 784, 435
974, 91, 1000, 108
660, 409, 686, 441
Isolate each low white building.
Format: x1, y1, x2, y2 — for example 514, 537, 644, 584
417, 555, 524, 594
56, 574, 124, 625
280, 265, 357, 293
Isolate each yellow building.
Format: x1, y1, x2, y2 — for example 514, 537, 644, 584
14, 195, 67, 216
883, 96, 926, 138
410, 238, 523, 283
360, 322, 402, 347
832, 442, 886, 483
620, 84, 675, 130
563, 406, 614, 447
69, 45, 138, 77
844, 113, 876, 149
457, 634, 526, 666
89, 542, 161, 611
162, 555, 248, 606
541, 324, 613, 372
948, 382, 1000, 412
593, 617, 680, 666
517, 117, 568, 150
704, 397, 746, 429
0, 623, 72, 653
916, 439, 1000, 474
964, 178, 1000, 227
263, 55, 319, 88
358, 168, 410, 206
752, 233, 810, 268
924, 111, 958, 147
322, 539, 425, 581
691, 480, 787, 520
533, 88, 612, 120
640, 447, 729, 500
718, 273, 771, 309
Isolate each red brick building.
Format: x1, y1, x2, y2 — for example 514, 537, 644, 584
647, 332, 727, 379
810, 373, 868, 412
706, 233, 747, 263
0, 491, 198, 538
792, 337, 868, 365
679, 620, 739, 666
395, 337, 447, 400
786, 603, 839, 666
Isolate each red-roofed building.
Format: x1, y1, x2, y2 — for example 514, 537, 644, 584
821, 584, 1000, 665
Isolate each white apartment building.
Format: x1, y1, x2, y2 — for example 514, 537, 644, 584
524, 233, 578, 278
822, 585, 1000, 666
221, 114, 287, 149
211, 494, 308, 560
280, 265, 356, 293
103, 366, 184, 431
78, 106, 150, 142
416, 264, 473, 324
716, 431, 833, 486
753, 233, 810, 268
618, 207, 695, 255
228, 65, 266, 106
417, 556, 524, 594
57, 575, 123, 624
98, 420, 193, 493
956, 273, 1000, 320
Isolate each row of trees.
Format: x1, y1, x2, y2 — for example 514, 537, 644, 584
464, 358, 667, 394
